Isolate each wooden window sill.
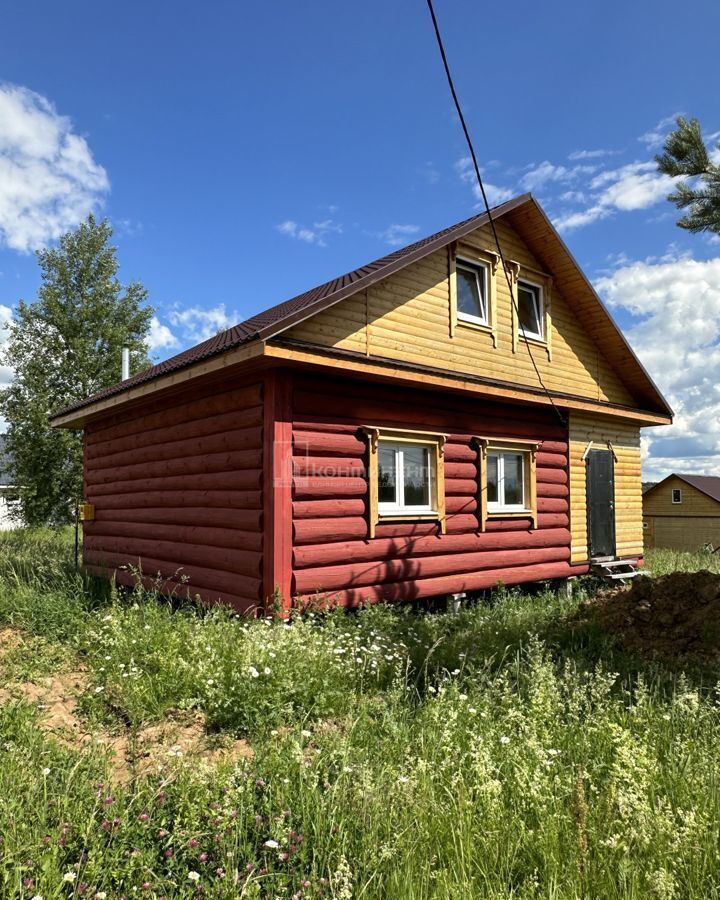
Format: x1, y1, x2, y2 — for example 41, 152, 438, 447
378, 513, 442, 523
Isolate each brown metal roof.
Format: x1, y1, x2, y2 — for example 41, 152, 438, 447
675, 474, 720, 504
50, 192, 672, 422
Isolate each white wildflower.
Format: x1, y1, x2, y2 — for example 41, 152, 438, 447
500, 735, 511, 744
248, 666, 260, 678
42, 767, 51, 776
188, 871, 201, 883
62, 872, 77, 883
263, 839, 279, 849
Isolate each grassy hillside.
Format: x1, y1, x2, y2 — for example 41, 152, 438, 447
0, 530, 719, 898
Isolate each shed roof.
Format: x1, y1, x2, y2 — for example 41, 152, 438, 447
51, 193, 672, 423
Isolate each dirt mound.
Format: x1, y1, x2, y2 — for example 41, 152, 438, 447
577, 570, 720, 660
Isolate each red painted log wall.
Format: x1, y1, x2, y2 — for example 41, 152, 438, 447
83, 377, 265, 613
290, 373, 578, 607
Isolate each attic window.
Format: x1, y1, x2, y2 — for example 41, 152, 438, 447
517, 279, 544, 340
456, 258, 489, 326
672, 488, 682, 504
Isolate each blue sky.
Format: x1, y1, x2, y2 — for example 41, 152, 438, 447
0, 0, 719, 479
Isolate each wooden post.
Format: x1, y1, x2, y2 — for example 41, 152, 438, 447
262, 369, 293, 616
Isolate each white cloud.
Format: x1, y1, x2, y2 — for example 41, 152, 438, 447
276, 218, 342, 247
455, 157, 513, 207
0, 83, 109, 252
518, 161, 595, 192
554, 161, 675, 231
638, 113, 682, 150
568, 148, 622, 160
376, 223, 421, 247
596, 255, 720, 479
167, 303, 236, 342
147, 316, 178, 353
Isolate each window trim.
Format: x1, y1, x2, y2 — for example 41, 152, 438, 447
449, 244, 499, 345
474, 437, 539, 531
362, 426, 447, 538
671, 488, 683, 504
516, 278, 545, 342
455, 256, 489, 327
508, 260, 553, 360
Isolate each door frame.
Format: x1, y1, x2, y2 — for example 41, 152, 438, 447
585, 448, 617, 560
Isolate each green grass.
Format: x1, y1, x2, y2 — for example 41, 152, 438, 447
0, 533, 719, 898
646, 546, 720, 576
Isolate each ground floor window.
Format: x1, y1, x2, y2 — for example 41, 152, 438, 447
475, 437, 539, 530
362, 427, 447, 538
487, 449, 528, 512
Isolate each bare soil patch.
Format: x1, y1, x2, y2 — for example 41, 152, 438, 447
575, 570, 720, 660
0, 653, 252, 782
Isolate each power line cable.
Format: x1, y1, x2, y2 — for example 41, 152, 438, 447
425, 0, 567, 428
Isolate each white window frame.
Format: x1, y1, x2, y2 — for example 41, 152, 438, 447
378, 439, 436, 516
456, 257, 489, 327
516, 278, 545, 341
671, 488, 682, 504
487, 449, 530, 513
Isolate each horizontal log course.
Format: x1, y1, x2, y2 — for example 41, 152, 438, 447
536, 467, 568, 485
292, 477, 368, 500
86, 450, 263, 486
84, 535, 261, 578
445, 478, 479, 496
85, 521, 262, 552
444, 444, 477, 462
537, 497, 568, 514
87, 404, 263, 460
537, 441, 568, 455
92, 506, 262, 531
446, 496, 477, 514
88, 383, 263, 445
88, 469, 262, 497
535, 451, 568, 470
92, 489, 262, 511
293, 516, 369, 545
91, 566, 260, 615
293, 430, 367, 456
293, 499, 367, 520
536, 483, 569, 500
88, 428, 263, 470
294, 527, 571, 568
296, 559, 585, 607
83, 550, 261, 601
443, 462, 478, 480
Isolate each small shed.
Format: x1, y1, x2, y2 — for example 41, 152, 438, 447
643, 474, 720, 551
50, 194, 673, 614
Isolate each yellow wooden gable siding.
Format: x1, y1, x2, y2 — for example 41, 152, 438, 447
568, 411, 643, 562
284, 220, 636, 408
643, 476, 720, 518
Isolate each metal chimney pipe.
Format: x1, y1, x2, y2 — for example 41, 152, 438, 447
121, 346, 130, 380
